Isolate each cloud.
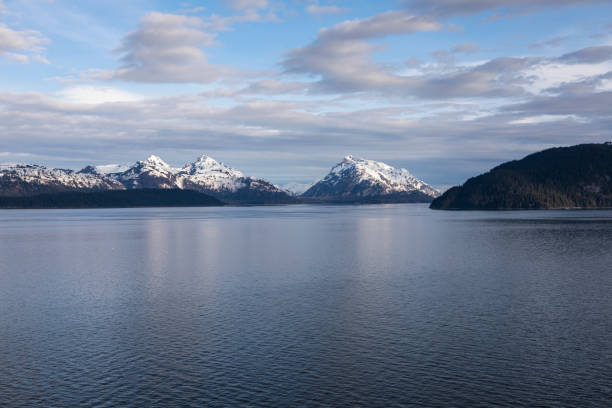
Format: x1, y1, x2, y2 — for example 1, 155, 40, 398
282, 13, 601, 100
99, 7, 277, 83
283, 16, 531, 98
502, 70, 612, 118
0, 83, 610, 186
313, 10, 441, 41
529, 36, 568, 49
0, 23, 49, 63
430, 42, 479, 65
451, 42, 479, 54
558, 46, 612, 64
305, 4, 349, 16
404, 0, 609, 16
225, 0, 268, 11
503, 91, 612, 117
281, 33, 612, 100
177, 6, 206, 14
57, 86, 143, 104
409, 57, 531, 98
508, 114, 586, 125
99, 12, 226, 83
242, 80, 309, 95
282, 11, 441, 92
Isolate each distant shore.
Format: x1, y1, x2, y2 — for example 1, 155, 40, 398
0, 189, 224, 209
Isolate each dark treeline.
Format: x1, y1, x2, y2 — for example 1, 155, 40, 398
0, 189, 224, 209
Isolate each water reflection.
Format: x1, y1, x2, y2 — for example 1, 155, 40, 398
1, 205, 611, 406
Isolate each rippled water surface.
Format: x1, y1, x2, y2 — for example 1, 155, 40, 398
1, 204, 612, 407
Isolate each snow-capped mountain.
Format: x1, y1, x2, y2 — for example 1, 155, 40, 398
302, 156, 439, 202
178, 154, 246, 192
176, 155, 294, 203
77, 154, 295, 204
0, 163, 125, 196
1, 155, 436, 204
110, 155, 180, 189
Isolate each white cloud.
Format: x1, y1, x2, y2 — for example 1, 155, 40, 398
523, 60, 612, 94
178, 6, 206, 14
282, 11, 441, 92
0, 23, 49, 63
451, 42, 479, 54
316, 11, 440, 41
104, 12, 224, 83
305, 4, 348, 16
225, 0, 268, 11
281, 36, 612, 100
509, 114, 587, 125
57, 86, 143, 104
0, 88, 609, 186
597, 77, 612, 91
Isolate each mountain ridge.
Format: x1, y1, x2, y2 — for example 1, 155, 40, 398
0, 163, 125, 197
1, 154, 296, 204
1, 154, 439, 205
430, 143, 612, 210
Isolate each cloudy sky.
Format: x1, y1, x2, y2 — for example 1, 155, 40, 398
1, 0, 612, 188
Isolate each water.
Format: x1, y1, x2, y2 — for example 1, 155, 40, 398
1, 204, 611, 407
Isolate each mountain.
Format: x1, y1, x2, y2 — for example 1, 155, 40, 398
0, 154, 293, 204
0, 189, 224, 209
0, 163, 125, 197
106, 155, 180, 189
85, 154, 295, 204
176, 155, 294, 204
301, 156, 439, 203
430, 143, 612, 210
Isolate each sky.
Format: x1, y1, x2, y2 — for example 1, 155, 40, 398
1, 0, 612, 189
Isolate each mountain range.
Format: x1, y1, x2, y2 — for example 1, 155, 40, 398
5, 144, 612, 209
0, 154, 439, 205
1, 155, 294, 204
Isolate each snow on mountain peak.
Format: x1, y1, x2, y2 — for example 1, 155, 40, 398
185, 154, 244, 178
142, 155, 175, 172
93, 164, 130, 174
331, 156, 415, 181
303, 156, 440, 199
178, 154, 246, 192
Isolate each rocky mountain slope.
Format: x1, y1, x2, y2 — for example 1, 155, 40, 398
302, 156, 439, 203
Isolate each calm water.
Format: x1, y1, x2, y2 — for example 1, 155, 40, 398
1, 204, 612, 407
